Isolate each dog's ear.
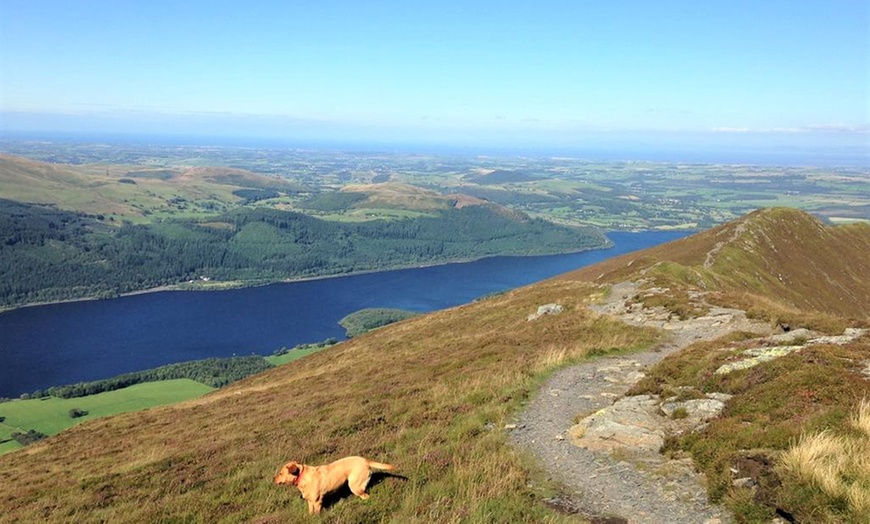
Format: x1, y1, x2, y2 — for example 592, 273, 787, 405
288, 463, 300, 475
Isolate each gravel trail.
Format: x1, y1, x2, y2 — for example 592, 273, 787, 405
510, 282, 770, 524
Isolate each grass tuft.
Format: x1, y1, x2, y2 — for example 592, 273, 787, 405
779, 399, 870, 522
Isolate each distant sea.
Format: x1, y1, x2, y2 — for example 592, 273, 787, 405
1, 131, 867, 167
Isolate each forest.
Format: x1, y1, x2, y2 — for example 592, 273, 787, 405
339, 308, 420, 338
0, 198, 606, 309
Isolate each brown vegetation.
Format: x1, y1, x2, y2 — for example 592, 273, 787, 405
566, 208, 870, 321
614, 208, 870, 521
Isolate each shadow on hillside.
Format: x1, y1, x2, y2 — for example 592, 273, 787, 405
321, 471, 408, 511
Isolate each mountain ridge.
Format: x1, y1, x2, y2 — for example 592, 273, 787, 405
566, 207, 870, 319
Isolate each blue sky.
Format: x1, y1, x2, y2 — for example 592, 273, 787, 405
1, 0, 868, 154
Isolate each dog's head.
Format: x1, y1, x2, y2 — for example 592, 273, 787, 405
273, 461, 302, 485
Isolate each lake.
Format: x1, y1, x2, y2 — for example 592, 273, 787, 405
0, 231, 688, 398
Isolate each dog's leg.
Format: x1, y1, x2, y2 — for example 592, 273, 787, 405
348, 469, 372, 500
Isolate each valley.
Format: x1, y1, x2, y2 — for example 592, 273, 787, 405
1, 139, 869, 522
0, 207, 867, 522
4, 2, 866, 521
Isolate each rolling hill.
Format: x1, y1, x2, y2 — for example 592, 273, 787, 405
301, 181, 525, 222
0, 154, 305, 221
0, 156, 607, 309
0, 208, 867, 522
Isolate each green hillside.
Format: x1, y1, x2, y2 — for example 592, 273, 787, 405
0, 155, 607, 309
0, 154, 304, 222
0, 198, 606, 309
0, 380, 213, 455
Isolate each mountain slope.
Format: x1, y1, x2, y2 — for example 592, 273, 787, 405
1, 208, 867, 522
0, 276, 658, 522
1, 156, 606, 309
567, 208, 870, 319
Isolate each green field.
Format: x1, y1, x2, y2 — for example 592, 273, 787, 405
0, 379, 214, 455
264, 345, 329, 366
0, 349, 325, 456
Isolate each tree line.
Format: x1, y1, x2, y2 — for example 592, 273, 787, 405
20, 356, 274, 400
339, 308, 420, 338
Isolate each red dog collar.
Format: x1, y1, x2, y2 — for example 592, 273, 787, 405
292, 465, 305, 486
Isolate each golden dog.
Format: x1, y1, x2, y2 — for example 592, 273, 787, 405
274, 456, 396, 514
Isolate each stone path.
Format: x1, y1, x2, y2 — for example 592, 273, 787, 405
510, 281, 773, 524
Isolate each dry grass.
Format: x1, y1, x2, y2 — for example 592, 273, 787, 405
731, 292, 855, 335
779, 399, 870, 522
853, 399, 870, 437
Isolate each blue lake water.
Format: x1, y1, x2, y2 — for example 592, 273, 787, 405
0, 231, 688, 398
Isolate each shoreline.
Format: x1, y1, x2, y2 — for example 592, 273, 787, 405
0, 240, 616, 314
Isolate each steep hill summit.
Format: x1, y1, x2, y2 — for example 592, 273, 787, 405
568, 208, 870, 319
1, 208, 867, 522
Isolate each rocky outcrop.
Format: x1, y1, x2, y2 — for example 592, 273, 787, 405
527, 303, 564, 321
570, 394, 666, 452
660, 395, 731, 426
715, 327, 868, 375
570, 392, 731, 455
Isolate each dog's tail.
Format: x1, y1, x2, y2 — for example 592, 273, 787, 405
367, 460, 396, 471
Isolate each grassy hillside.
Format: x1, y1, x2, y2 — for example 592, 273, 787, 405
0, 200, 606, 310
1, 208, 867, 522
567, 208, 870, 321
304, 182, 513, 222
0, 202, 606, 309
341, 183, 455, 212
0, 278, 659, 522
0, 154, 304, 222
565, 208, 870, 521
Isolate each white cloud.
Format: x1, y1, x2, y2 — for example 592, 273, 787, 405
711, 124, 869, 134
806, 123, 870, 134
